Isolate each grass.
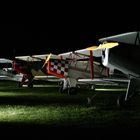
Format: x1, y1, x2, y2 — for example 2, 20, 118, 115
0, 80, 140, 130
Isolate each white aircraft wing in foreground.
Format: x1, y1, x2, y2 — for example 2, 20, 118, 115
85, 31, 140, 107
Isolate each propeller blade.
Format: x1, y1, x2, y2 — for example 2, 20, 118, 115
98, 42, 119, 49
42, 53, 51, 68
86, 46, 98, 50
86, 42, 119, 50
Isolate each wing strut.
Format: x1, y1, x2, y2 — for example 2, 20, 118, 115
90, 50, 94, 79
135, 32, 140, 45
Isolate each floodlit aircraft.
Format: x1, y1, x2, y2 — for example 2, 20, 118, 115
12, 54, 60, 87
42, 44, 128, 95
86, 31, 140, 106
0, 58, 23, 81
12, 55, 48, 87
39, 32, 139, 107
9, 31, 140, 107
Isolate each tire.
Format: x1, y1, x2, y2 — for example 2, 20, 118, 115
117, 94, 130, 108
68, 87, 77, 95
18, 82, 23, 87
59, 86, 64, 93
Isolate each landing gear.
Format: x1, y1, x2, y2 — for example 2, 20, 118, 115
18, 82, 23, 87
117, 78, 140, 108
68, 87, 77, 95
18, 74, 34, 88
59, 85, 65, 94
90, 84, 96, 91
59, 83, 77, 95
58, 81, 65, 93
117, 94, 130, 108
58, 78, 78, 95
28, 82, 33, 88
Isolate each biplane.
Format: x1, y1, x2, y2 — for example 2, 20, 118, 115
86, 31, 140, 106
0, 58, 23, 81
42, 46, 125, 95
12, 54, 48, 87
41, 31, 140, 107
11, 54, 61, 87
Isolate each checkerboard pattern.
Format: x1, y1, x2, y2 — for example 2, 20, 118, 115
48, 59, 69, 78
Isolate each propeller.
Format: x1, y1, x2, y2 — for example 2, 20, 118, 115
42, 53, 52, 68
86, 42, 119, 50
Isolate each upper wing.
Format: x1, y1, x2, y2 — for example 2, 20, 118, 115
59, 48, 102, 59
0, 58, 13, 69
99, 31, 140, 45
15, 54, 50, 62
59, 42, 119, 59
31, 54, 50, 60
0, 58, 12, 63
15, 55, 40, 62
86, 42, 119, 50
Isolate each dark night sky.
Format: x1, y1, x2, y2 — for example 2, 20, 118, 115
0, 21, 139, 59
0, 0, 139, 59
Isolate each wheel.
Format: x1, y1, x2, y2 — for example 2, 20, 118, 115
59, 86, 64, 93
28, 83, 33, 88
18, 82, 23, 87
68, 87, 77, 95
117, 94, 130, 108
90, 84, 95, 90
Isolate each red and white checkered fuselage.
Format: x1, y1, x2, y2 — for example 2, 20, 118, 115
47, 59, 69, 78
